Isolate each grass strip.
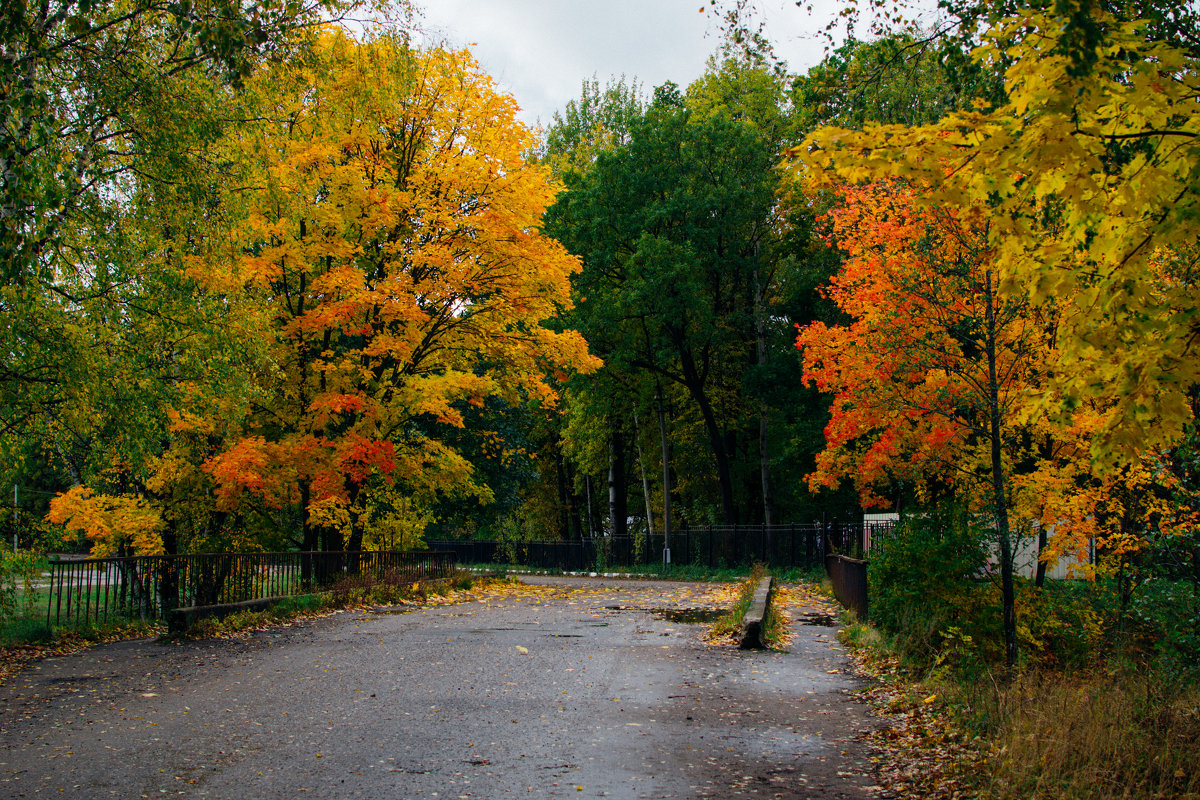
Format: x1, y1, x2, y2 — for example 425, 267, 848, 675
836, 614, 1200, 800
705, 564, 788, 650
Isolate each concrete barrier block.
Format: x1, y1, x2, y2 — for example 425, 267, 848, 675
739, 576, 774, 649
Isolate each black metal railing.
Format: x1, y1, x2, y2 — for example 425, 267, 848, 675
429, 520, 890, 572
46, 550, 456, 626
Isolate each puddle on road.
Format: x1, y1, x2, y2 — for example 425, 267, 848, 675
604, 604, 724, 624
653, 608, 724, 624
799, 612, 836, 626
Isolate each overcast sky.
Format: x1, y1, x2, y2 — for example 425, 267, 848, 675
413, 0, 936, 129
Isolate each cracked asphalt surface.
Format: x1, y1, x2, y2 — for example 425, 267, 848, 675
0, 576, 887, 799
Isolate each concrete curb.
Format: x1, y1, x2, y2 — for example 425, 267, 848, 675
167, 595, 313, 634
739, 575, 774, 649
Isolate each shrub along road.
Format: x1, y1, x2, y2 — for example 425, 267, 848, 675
0, 577, 885, 798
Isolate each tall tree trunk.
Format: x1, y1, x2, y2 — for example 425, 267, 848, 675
608, 428, 627, 537
554, 445, 572, 540
655, 388, 673, 562
632, 410, 656, 542
300, 480, 318, 586
584, 475, 597, 538
758, 408, 773, 526
566, 466, 583, 542
984, 269, 1018, 669
679, 352, 736, 524
1034, 525, 1048, 588
345, 482, 364, 577
1034, 433, 1052, 588
754, 267, 774, 526
159, 519, 180, 613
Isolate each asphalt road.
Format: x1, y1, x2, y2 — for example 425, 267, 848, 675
0, 577, 885, 799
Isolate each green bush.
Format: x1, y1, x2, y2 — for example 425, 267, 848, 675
0, 550, 41, 623
868, 503, 991, 667
1014, 580, 1106, 669
1127, 574, 1200, 680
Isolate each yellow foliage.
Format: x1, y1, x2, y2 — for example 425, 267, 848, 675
792, 5, 1200, 464
47, 486, 165, 556
196, 31, 598, 521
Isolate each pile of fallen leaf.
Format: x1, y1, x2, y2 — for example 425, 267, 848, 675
699, 576, 804, 650
766, 583, 810, 650
700, 581, 748, 646
1, 577, 532, 680
844, 644, 988, 799
698, 581, 742, 609
185, 576, 534, 640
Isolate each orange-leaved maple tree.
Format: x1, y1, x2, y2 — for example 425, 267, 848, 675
794, 179, 1052, 666
790, 5, 1200, 465
198, 31, 598, 552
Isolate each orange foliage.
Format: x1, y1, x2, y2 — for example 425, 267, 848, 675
796, 180, 1192, 569
796, 181, 1041, 507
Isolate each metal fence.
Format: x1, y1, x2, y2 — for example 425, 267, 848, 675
826, 554, 869, 619
46, 550, 455, 626
429, 520, 889, 572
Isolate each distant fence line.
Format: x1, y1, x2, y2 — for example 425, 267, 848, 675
429, 520, 896, 572
47, 550, 455, 627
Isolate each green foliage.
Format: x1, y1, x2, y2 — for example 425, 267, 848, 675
539, 75, 644, 176
1, 616, 160, 650
866, 509, 1163, 676
868, 504, 991, 665
791, 33, 996, 132
1124, 535, 1200, 681
0, 617, 54, 648
546, 58, 802, 526
1012, 581, 1106, 670
0, 550, 42, 623
0, 0, 354, 287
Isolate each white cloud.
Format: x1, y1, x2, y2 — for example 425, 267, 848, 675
414, 0, 943, 128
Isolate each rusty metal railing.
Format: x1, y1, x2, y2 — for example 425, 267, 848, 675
825, 553, 869, 619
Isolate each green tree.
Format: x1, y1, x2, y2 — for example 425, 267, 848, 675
539, 75, 645, 178
0, 0, 357, 288
548, 63, 794, 526
2, 0, 369, 551
791, 32, 999, 132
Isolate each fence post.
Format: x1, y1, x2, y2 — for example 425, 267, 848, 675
820, 514, 828, 562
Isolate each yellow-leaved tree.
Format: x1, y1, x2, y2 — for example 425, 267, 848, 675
197, 30, 598, 554
792, 2, 1200, 462
789, 1, 1200, 666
